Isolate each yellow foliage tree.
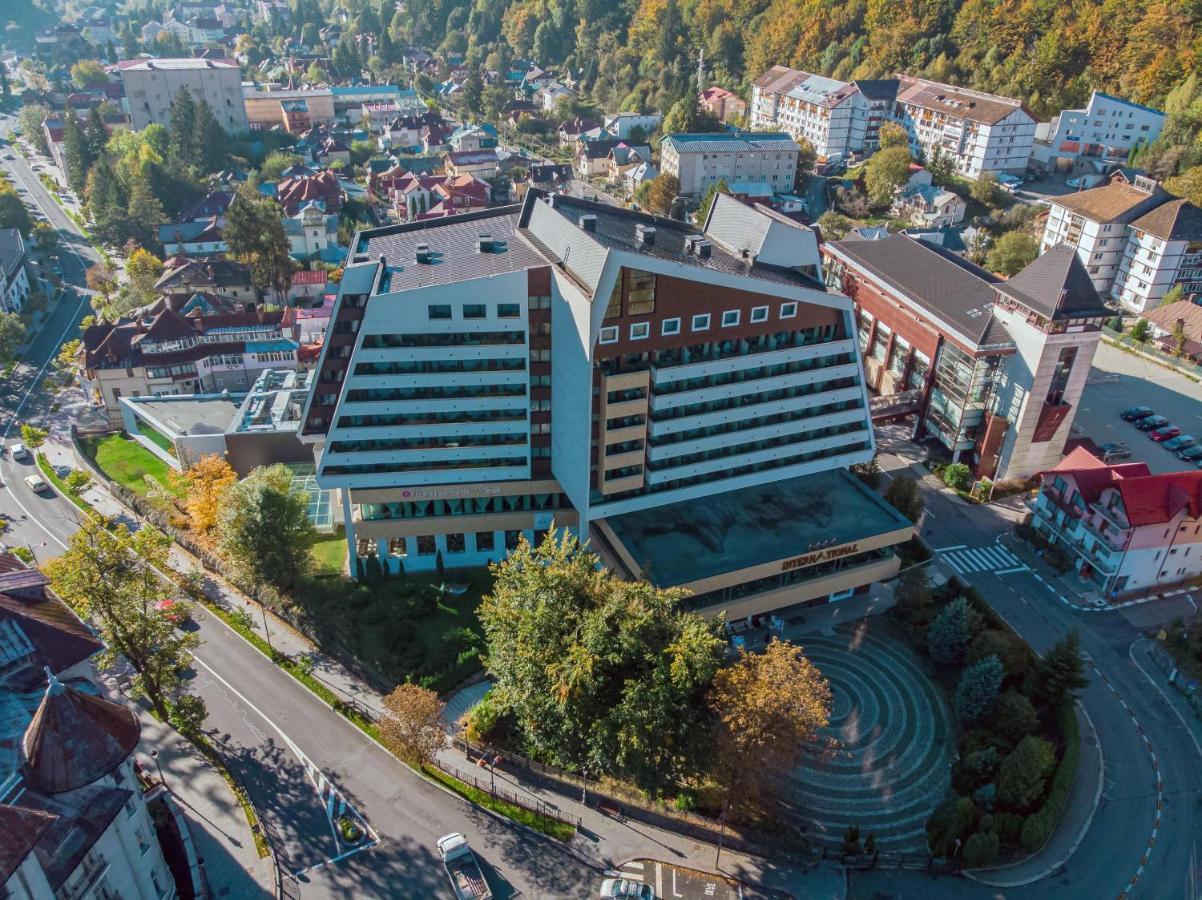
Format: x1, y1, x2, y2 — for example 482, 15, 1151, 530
184, 454, 237, 536
708, 639, 832, 813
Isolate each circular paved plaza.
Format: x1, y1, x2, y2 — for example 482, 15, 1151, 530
781, 617, 954, 852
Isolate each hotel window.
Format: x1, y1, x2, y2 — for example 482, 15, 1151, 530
630, 322, 650, 340
475, 531, 495, 551
780, 301, 797, 319
505, 529, 522, 550
447, 533, 466, 553
387, 538, 408, 557
416, 535, 436, 555
600, 325, 619, 344
721, 309, 740, 327
428, 304, 452, 320
626, 270, 656, 315
464, 303, 486, 319
497, 303, 521, 318
692, 313, 710, 331
661, 317, 680, 336
750, 305, 768, 323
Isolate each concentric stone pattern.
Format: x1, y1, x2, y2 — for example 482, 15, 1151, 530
780, 618, 954, 852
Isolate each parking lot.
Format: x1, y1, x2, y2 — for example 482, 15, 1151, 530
1075, 341, 1202, 474
602, 859, 756, 900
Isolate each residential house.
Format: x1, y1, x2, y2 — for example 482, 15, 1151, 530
603, 113, 663, 140
823, 236, 1111, 479
443, 148, 500, 178
284, 201, 341, 260
557, 117, 601, 146
698, 86, 746, 124
276, 169, 344, 215
243, 86, 336, 130
280, 99, 312, 134
156, 255, 257, 304
448, 124, 498, 152
1035, 92, 1165, 173
535, 81, 574, 112
1030, 448, 1202, 597
659, 131, 799, 198
624, 160, 658, 194
605, 143, 652, 182
289, 269, 330, 304
0, 228, 32, 313
891, 183, 966, 229
1138, 299, 1202, 363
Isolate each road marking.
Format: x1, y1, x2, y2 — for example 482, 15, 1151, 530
933, 544, 967, 552
994, 565, 1031, 576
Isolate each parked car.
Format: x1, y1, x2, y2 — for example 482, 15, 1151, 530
600, 880, 654, 900
153, 598, 191, 625
437, 834, 492, 900
1162, 434, 1196, 452
1150, 425, 1181, 442
8, 442, 28, 460
24, 474, 50, 493
1067, 173, 1104, 189
1098, 442, 1131, 460
1120, 406, 1154, 421
1135, 415, 1170, 431
1178, 445, 1202, 461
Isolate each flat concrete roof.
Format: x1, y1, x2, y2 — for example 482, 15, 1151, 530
605, 469, 912, 588
126, 396, 239, 437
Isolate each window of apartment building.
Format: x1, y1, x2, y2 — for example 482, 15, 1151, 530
627, 270, 656, 315
416, 535, 436, 555
530, 348, 551, 362
630, 322, 650, 340
661, 317, 680, 336
721, 309, 740, 327
750, 305, 769, 323
780, 301, 797, 319
428, 304, 452, 320
464, 303, 486, 319
530, 295, 551, 309
476, 531, 495, 551
388, 538, 408, 558
692, 313, 710, 331
497, 303, 521, 318
447, 533, 466, 553
505, 530, 522, 550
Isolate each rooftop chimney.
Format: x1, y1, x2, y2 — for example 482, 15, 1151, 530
415, 242, 431, 263
477, 232, 492, 253
377, 253, 387, 268
578, 214, 597, 232
696, 239, 712, 259
635, 224, 656, 246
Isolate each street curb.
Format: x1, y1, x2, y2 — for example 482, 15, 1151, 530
1128, 639, 1202, 759
963, 701, 1104, 888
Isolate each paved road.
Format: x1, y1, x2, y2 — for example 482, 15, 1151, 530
852, 450, 1201, 898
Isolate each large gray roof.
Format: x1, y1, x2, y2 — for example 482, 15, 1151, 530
828, 234, 1012, 348
994, 243, 1111, 321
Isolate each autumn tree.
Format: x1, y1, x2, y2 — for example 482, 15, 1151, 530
986, 230, 1039, 276
380, 683, 447, 767
971, 172, 1000, 207
479, 530, 725, 789
19, 424, 47, 449
184, 454, 238, 537
864, 146, 912, 205
216, 464, 315, 594
0, 313, 25, 362
125, 247, 164, 310
709, 639, 832, 812
44, 518, 199, 722
878, 122, 909, 150
637, 172, 680, 216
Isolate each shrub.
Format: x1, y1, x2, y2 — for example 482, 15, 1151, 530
962, 830, 1000, 867
1020, 703, 1081, 851
954, 746, 1000, 792
998, 735, 1056, 812
991, 691, 1040, 746
955, 655, 1004, 726
926, 796, 980, 857
928, 597, 974, 668
463, 690, 503, 743
967, 629, 1029, 681
672, 792, 696, 812
994, 811, 1024, 847
168, 693, 208, 736
943, 462, 972, 491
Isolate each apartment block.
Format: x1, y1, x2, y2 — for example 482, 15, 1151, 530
892, 75, 1035, 178
659, 132, 799, 197
1031, 448, 1202, 598
750, 66, 868, 161
301, 193, 914, 622
1111, 198, 1202, 313
823, 236, 1110, 480
1035, 91, 1165, 171
1040, 175, 1167, 297
116, 57, 248, 133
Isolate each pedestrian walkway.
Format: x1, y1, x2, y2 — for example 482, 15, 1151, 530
935, 543, 1027, 576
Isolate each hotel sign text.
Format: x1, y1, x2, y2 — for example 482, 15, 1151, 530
781, 543, 860, 572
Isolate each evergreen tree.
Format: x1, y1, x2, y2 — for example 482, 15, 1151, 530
168, 87, 199, 170
1031, 631, 1089, 709
62, 111, 93, 194
997, 736, 1055, 811
124, 178, 165, 252
121, 23, 139, 60
463, 62, 484, 118
84, 107, 108, 163
927, 597, 974, 668
378, 27, 397, 65
955, 654, 1003, 726
0, 69, 11, 110
191, 99, 227, 172
696, 178, 728, 225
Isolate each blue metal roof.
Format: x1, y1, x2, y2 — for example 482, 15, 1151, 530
246, 339, 298, 353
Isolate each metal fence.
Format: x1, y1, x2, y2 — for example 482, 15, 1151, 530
434, 758, 580, 832
1145, 641, 1202, 720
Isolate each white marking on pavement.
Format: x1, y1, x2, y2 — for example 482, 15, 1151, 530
994, 566, 1031, 576
933, 544, 967, 552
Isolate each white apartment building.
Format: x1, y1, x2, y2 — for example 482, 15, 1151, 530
1035, 91, 1165, 172
0, 227, 31, 313
750, 66, 868, 161
893, 75, 1036, 178
116, 57, 248, 133
301, 195, 916, 622
1112, 198, 1202, 312
659, 132, 799, 197
1041, 175, 1167, 297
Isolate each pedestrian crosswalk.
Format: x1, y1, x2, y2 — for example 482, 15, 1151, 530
936, 543, 1028, 576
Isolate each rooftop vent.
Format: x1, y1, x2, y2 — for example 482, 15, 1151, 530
578, 214, 597, 232
683, 235, 700, 253
377, 253, 386, 268
635, 224, 656, 246
695, 239, 712, 259
415, 242, 432, 263
477, 232, 492, 253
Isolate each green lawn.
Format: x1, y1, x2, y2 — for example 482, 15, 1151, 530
81, 433, 184, 499
138, 423, 176, 457
310, 528, 347, 577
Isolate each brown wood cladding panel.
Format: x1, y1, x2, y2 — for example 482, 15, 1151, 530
843, 275, 943, 360
595, 273, 844, 359
527, 267, 552, 295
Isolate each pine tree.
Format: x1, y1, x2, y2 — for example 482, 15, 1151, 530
379, 27, 396, 65
463, 63, 484, 118
696, 178, 728, 225
62, 111, 93, 194
169, 87, 199, 170
84, 107, 108, 163
955, 654, 1003, 726
191, 99, 227, 172
1031, 631, 1088, 709
927, 597, 973, 668
125, 178, 166, 252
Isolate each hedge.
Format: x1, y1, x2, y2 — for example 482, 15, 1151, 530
1020, 702, 1080, 850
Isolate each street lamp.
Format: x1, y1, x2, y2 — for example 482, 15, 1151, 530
149, 749, 165, 788
714, 797, 729, 868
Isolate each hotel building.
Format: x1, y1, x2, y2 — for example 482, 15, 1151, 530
749, 66, 868, 163
822, 235, 1111, 480
300, 193, 913, 620
1035, 91, 1165, 172
1031, 448, 1202, 597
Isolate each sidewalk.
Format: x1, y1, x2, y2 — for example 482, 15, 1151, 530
133, 710, 276, 899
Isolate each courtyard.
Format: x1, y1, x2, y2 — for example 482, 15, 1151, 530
781, 616, 953, 853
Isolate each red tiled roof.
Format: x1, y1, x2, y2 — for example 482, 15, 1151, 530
291, 269, 328, 285
1047, 448, 1202, 526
